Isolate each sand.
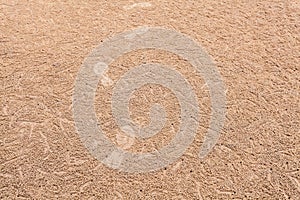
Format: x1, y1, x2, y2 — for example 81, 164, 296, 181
1, 0, 299, 199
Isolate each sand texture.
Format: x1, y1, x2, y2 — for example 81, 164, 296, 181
1, 0, 299, 199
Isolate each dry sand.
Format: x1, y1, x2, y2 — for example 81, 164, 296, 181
1, 0, 299, 199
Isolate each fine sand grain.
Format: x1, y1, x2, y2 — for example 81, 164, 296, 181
1, 0, 299, 199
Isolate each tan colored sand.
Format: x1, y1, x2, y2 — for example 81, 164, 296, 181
1, 0, 299, 199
